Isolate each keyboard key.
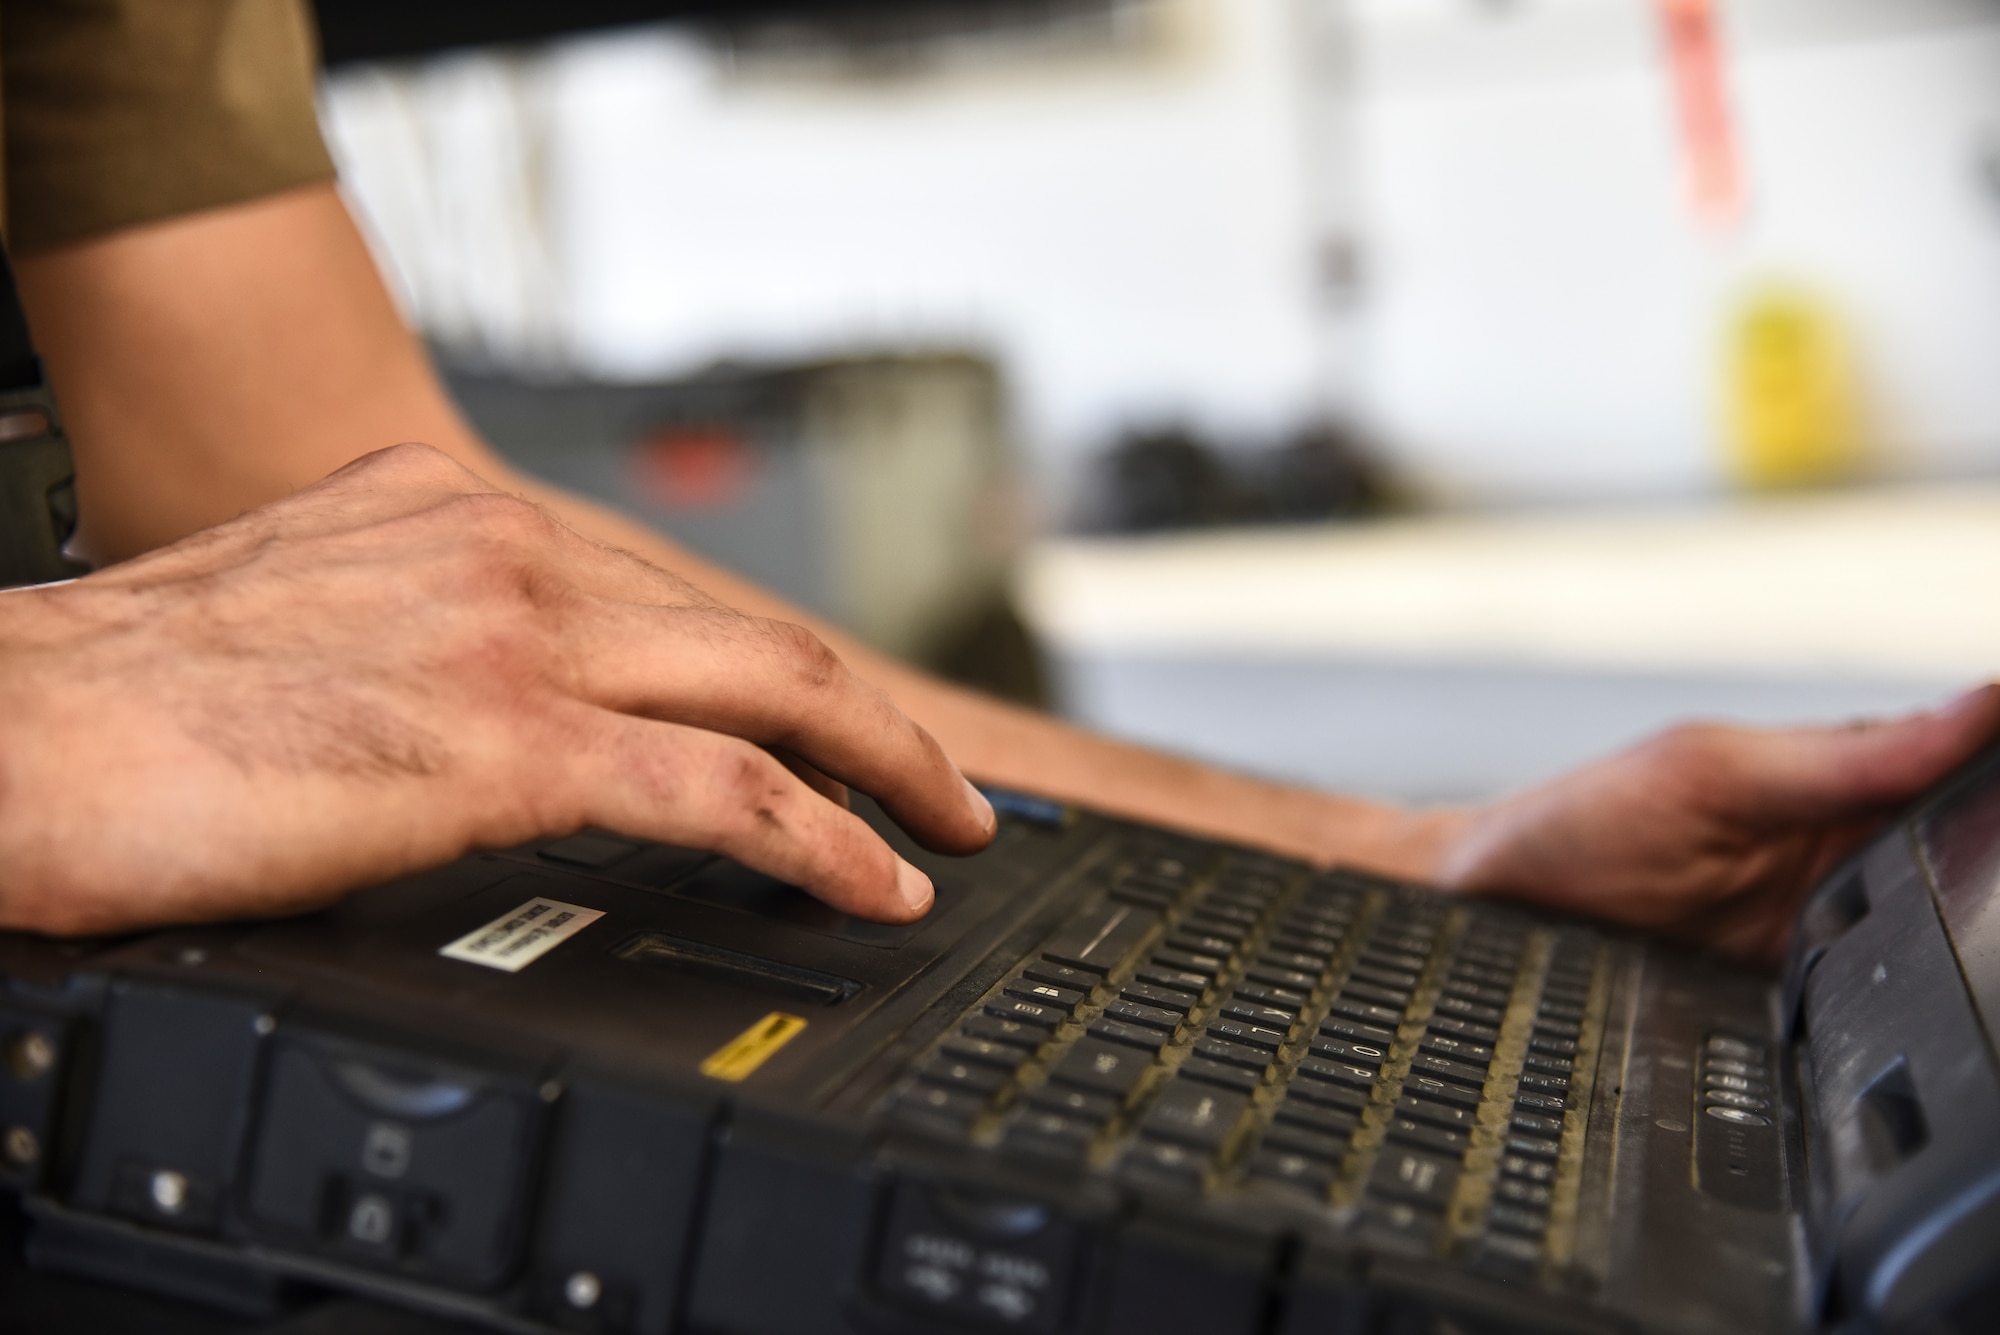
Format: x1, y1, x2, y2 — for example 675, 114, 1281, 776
1448, 962, 1515, 989
1369, 1146, 1459, 1209
1347, 962, 1419, 990
1191, 900, 1261, 926
1429, 1015, 1501, 1045
1501, 1155, 1556, 1184
914, 1056, 1009, 1097
1120, 1138, 1206, 1187
1283, 1079, 1370, 1114
1469, 1232, 1542, 1278
1342, 979, 1413, 1008
1260, 948, 1328, 974
1328, 997, 1404, 1029
1167, 931, 1239, 959
1004, 978, 1086, 1012
1431, 995, 1505, 1026
1220, 1000, 1298, 1030
1103, 999, 1183, 1033
1131, 852, 1196, 884
1246, 964, 1320, 993
1402, 1075, 1480, 1109
1358, 948, 1427, 975
1141, 1080, 1249, 1150
1135, 964, 1212, 996
887, 1084, 986, 1135
1047, 1039, 1152, 1098
1023, 1084, 1120, 1120
1272, 1095, 1368, 1135
1089, 1018, 1167, 1053
1511, 1110, 1564, 1139
1539, 1000, 1586, 1023
1233, 981, 1309, 1011
960, 1014, 1046, 1049
1109, 877, 1179, 911
1263, 1119, 1354, 1159
1319, 1017, 1397, 1048
1420, 1032, 1493, 1065
1122, 981, 1200, 1013
1193, 1037, 1273, 1072
1248, 1148, 1335, 1193
1152, 947, 1226, 977
1179, 915, 1249, 944
1000, 1109, 1098, 1164
1043, 902, 1161, 974
1440, 979, 1510, 1008
1529, 1032, 1577, 1056
1272, 934, 1341, 962
1494, 1177, 1554, 1209
940, 1036, 1031, 1070
1374, 933, 1437, 960
1395, 1094, 1478, 1132
1522, 1050, 1572, 1075
1409, 1054, 1488, 1090
1515, 1091, 1568, 1116
987, 998, 1062, 1029
1311, 1035, 1389, 1068
1176, 1056, 1261, 1093
1022, 959, 1098, 990
1519, 1071, 1570, 1096
1296, 1056, 1378, 1090
1486, 1203, 1550, 1237
1383, 1116, 1467, 1157
1361, 1202, 1444, 1256
1204, 1020, 1287, 1051
1504, 1133, 1560, 1161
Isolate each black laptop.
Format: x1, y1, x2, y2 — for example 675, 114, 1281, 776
3, 742, 1999, 1335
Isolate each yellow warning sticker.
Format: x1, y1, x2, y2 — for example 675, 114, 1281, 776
699, 1012, 808, 1083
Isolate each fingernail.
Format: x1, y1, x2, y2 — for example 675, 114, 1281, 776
897, 859, 935, 915
962, 776, 997, 833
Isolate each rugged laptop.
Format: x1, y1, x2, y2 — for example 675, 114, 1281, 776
2, 745, 1998, 1335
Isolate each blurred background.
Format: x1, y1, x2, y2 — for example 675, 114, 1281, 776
313, 0, 2000, 802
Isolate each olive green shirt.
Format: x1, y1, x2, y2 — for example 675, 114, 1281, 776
1, 0, 336, 251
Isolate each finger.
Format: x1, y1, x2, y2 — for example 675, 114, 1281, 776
1709, 683, 2000, 824
553, 602, 995, 853
560, 710, 935, 922
770, 746, 851, 809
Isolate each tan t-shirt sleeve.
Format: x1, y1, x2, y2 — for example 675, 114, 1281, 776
1, 0, 337, 252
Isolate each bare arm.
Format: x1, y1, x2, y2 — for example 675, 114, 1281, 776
19, 182, 2000, 958
17, 183, 1451, 874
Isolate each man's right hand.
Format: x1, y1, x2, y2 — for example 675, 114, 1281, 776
0, 443, 996, 936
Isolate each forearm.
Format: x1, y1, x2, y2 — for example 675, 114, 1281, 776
489, 469, 1463, 875
15, 183, 1457, 878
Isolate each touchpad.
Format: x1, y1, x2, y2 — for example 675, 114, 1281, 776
666, 861, 948, 949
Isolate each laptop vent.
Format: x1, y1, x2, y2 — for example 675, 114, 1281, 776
1852, 1058, 1930, 1175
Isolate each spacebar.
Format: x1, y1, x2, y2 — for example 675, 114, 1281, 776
1042, 902, 1160, 975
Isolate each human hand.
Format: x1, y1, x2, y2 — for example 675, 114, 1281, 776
0, 443, 995, 936
1433, 687, 2000, 963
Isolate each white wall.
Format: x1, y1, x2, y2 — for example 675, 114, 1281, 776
1343, 0, 2000, 502
323, 0, 2000, 505
324, 0, 1327, 486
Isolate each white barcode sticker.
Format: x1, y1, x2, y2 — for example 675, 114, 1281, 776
439, 897, 604, 972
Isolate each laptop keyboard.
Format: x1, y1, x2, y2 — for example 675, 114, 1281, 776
880, 837, 1607, 1282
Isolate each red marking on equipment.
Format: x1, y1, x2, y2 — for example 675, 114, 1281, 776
1657, 0, 1742, 225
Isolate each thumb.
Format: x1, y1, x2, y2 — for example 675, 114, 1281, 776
1729, 683, 2000, 823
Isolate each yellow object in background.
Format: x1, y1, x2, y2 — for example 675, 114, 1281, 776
1724, 286, 1864, 489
